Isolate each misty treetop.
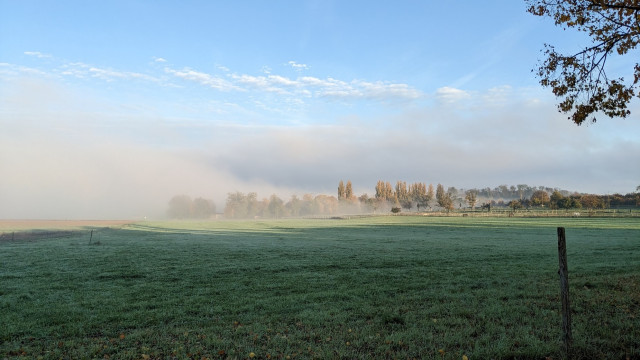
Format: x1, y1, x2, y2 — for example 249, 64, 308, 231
223, 192, 343, 219
167, 195, 216, 219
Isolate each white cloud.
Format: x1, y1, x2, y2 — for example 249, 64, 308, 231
24, 51, 51, 58
288, 61, 309, 71
436, 86, 472, 103
354, 80, 422, 100
165, 67, 242, 91
0, 63, 48, 77
55, 62, 162, 84
153, 57, 167, 63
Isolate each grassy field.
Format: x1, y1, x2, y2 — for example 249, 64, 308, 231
1, 216, 638, 359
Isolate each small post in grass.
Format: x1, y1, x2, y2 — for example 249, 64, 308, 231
89, 229, 93, 245
557, 227, 572, 358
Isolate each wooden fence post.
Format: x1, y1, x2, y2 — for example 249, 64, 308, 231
557, 227, 572, 358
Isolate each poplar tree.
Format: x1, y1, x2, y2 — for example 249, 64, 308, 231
338, 180, 345, 200
345, 180, 355, 201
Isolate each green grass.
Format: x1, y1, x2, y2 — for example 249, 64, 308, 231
1, 216, 639, 359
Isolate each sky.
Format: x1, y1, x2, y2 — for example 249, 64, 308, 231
1, 1, 639, 219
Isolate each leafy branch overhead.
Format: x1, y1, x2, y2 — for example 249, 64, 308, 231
526, 0, 640, 125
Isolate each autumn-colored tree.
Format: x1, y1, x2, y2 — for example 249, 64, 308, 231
427, 184, 435, 205
550, 190, 564, 209
345, 180, 355, 201
436, 184, 454, 211
580, 194, 605, 209
375, 180, 395, 203
338, 180, 346, 200
465, 190, 478, 209
527, 0, 640, 124
530, 190, 551, 207
508, 199, 524, 211
395, 181, 412, 209
410, 182, 430, 210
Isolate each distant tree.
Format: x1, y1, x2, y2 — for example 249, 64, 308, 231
526, 0, 640, 124
224, 192, 248, 219
530, 190, 551, 207
465, 190, 478, 209
580, 194, 604, 209
391, 207, 401, 214
375, 180, 385, 200
550, 190, 564, 209
167, 195, 193, 219
436, 184, 445, 206
396, 181, 412, 209
338, 180, 346, 200
508, 199, 524, 211
314, 195, 339, 215
246, 192, 260, 218
410, 182, 430, 210
375, 180, 395, 203
286, 195, 302, 217
426, 184, 435, 205
192, 197, 215, 218
558, 196, 582, 209
268, 194, 285, 218
497, 185, 509, 198
436, 184, 454, 211
385, 181, 395, 203
345, 180, 356, 201
517, 184, 529, 199
358, 193, 377, 213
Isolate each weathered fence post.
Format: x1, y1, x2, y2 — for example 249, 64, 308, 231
89, 229, 93, 244
557, 227, 572, 358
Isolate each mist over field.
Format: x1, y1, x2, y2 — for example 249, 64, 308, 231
1, 76, 639, 220
1, 2, 640, 220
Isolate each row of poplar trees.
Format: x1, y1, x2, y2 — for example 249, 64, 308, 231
339, 180, 478, 212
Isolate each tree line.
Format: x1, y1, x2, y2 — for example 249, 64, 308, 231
167, 183, 640, 219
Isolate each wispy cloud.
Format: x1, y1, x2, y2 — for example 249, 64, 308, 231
288, 61, 309, 71
0, 63, 48, 77
165, 67, 242, 91
89, 66, 160, 83
436, 86, 472, 103
163, 65, 423, 101
7, 53, 424, 106
24, 51, 52, 58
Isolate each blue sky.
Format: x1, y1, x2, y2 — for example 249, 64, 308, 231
1, 1, 639, 219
